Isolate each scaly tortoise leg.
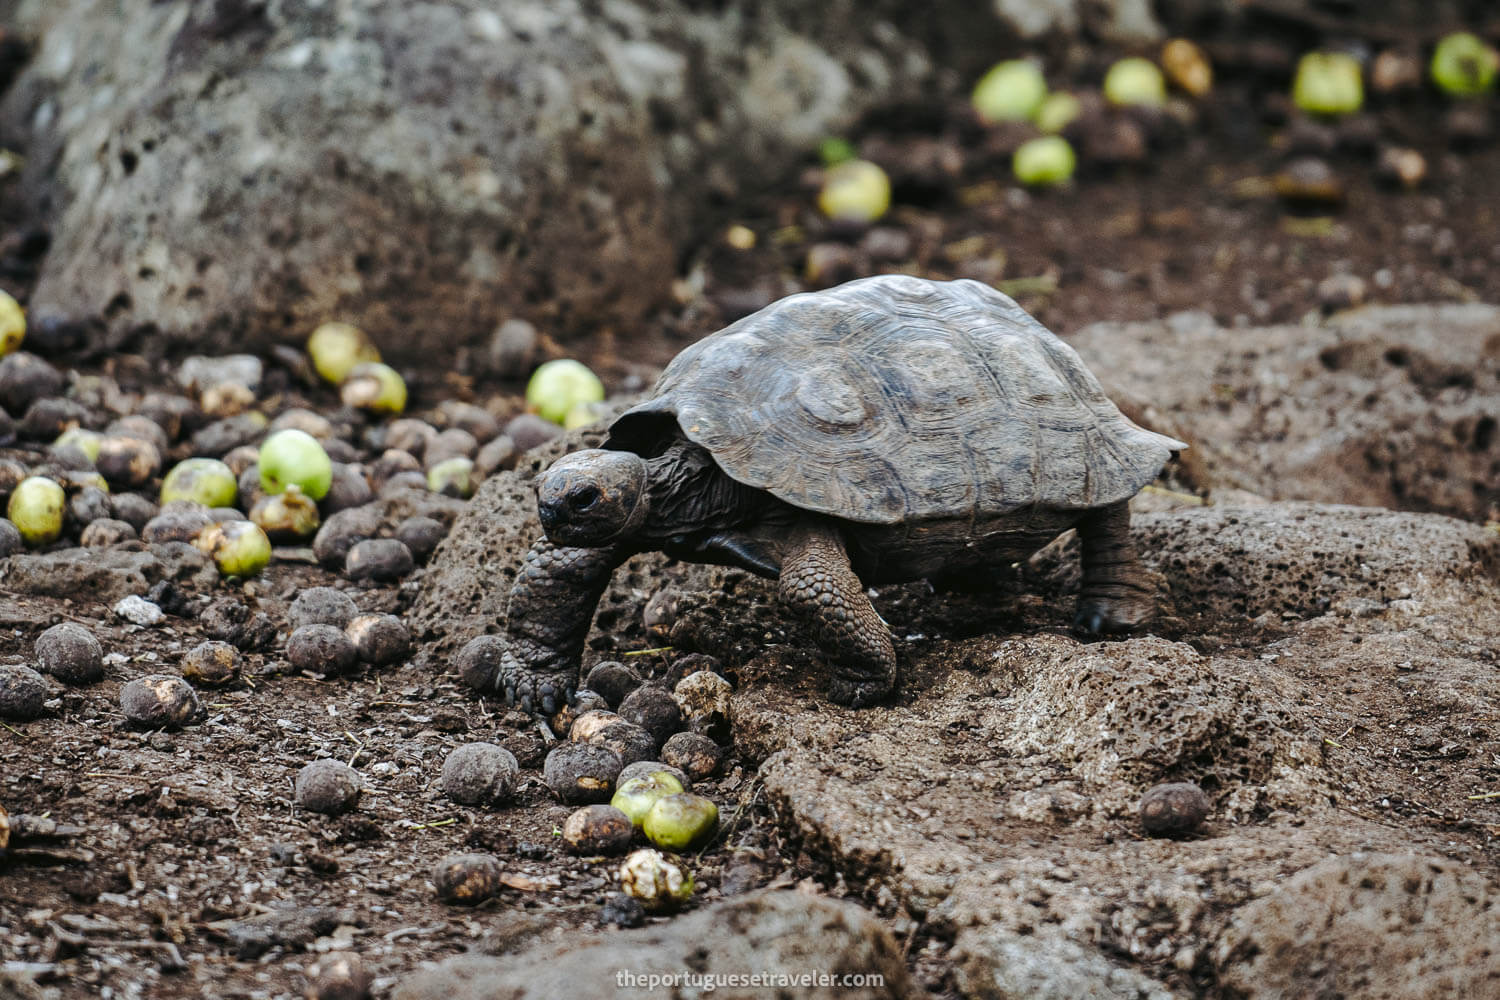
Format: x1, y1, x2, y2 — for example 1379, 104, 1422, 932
497, 537, 629, 714
777, 520, 896, 707
1073, 500, 1155, 633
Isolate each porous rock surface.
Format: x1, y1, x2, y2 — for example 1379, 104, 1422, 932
393, 888, 908, 1000
1071, 304, 1500, 521
2, 0, 1012, 360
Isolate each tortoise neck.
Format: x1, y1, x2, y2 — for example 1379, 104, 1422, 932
641, 440, 768, 541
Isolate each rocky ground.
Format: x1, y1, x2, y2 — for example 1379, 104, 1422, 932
4, 14, 1500, 1000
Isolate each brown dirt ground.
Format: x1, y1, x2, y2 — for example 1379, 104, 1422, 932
3, 36, 1500, 1000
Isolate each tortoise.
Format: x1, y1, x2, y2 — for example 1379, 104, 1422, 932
495, 275, 1184, 712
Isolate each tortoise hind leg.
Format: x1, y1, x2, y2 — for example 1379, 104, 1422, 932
1074, 500, 1156, 633
778, 521, 896, 707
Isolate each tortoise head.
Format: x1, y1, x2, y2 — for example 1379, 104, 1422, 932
535, 449, 650, 547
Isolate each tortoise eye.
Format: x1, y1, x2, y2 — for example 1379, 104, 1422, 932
570, 485, 601, 510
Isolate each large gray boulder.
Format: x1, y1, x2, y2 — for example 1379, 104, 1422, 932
0, 0, 1000, 362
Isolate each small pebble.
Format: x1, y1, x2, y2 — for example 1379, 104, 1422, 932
288, 586, 359, 631
141, 507, 213, 545
119, 674, 204, 728
114, 595, 165, 627
561, 804, 634, 855
474, 435, 518, 477
94, 435, 161, 488
584, 661, 642, 709
454, 634, 507, 691
80, 518, 137, 546
294, 759, 362, 815
440, 742, 520, 806
592, 721, 658, 767
344, 538, 414, 582
35, 622, 104, 685
661, 732, 723, 782
395, 516, 447, 563
312, 506, 381, 570
1273, 157, 1344, 206
543, 742, 623, 804
0, 518, 22, 556
345, 613, 411, 666
503, 413, 562, 452
322, 463, 374, 513
306, 951, 372, 1000
1317, 273, 1367, 312
286, 625, 359, 676
0, 663, 50, 720
432, 853, 503, 906
599, 892, 646, 928
68, 485, 112, 527
180, 640, 241, 686
618, 684, 682, 745
1139, 781, 1211, 836
109, 493, 157, 532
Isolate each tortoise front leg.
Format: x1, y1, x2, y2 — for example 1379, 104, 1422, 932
498, 537, 629, 713
777, 521, 896, 707
1074, 500, 1155, 633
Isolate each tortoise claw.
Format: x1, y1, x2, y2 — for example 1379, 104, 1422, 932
827, 671, 895, 708
496, 659, 575, 717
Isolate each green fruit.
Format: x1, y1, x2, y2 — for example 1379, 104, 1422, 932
194, 519, 272, 578
1430, 32, 1499, 98
161, 458, 238, 508
817, 158, 891, 225
1035, 92, 1082, 134
526, 359, 605, 425
7, 476, 65, 546
250, 485, 320, 540
1292, 51, 1364, 117
258, 429, 333, 501
340, 361, 407, 415
426, 457, 476, 499
1103, 57, 1167, 107
307, 322, 380, 385
0, 290, 23, 357
817, 136, 857, 167
618, 848, 694, 912
562, 400, 609, 430
972, 59, 1048, 124
642, 792, 718, 851
53, 428, 103, 463
610, 773, 685, 830
1013, 136, 1077, 187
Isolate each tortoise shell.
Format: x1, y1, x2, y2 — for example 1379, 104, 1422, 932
606, 275, 1184, 525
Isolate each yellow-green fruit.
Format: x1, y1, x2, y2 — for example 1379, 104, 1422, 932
1013, 136, 1077, 187
250, 485, 320, 540
259, 429, 333, 500
1430, 32, 1499, 98
610, 773, 685, 830
0, 290, 23, 357
307, 322, 380, 385
526, 359, 605, 425
426, 457, 476, 499
562, 400, 610, 430
816, 159, 891, 224
7, 476, 65, 546
161, 458, 238, 508
1292, 51, 1364, 116
817, 136, 857, 166
340, 362, 407, 415
971, 59, 1048, 123
195, 519, 272, 578
1035, 92, 1083, 134
642, 792, 718, 851
54, 428, 103, 463
1104, 57, 1167, 107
